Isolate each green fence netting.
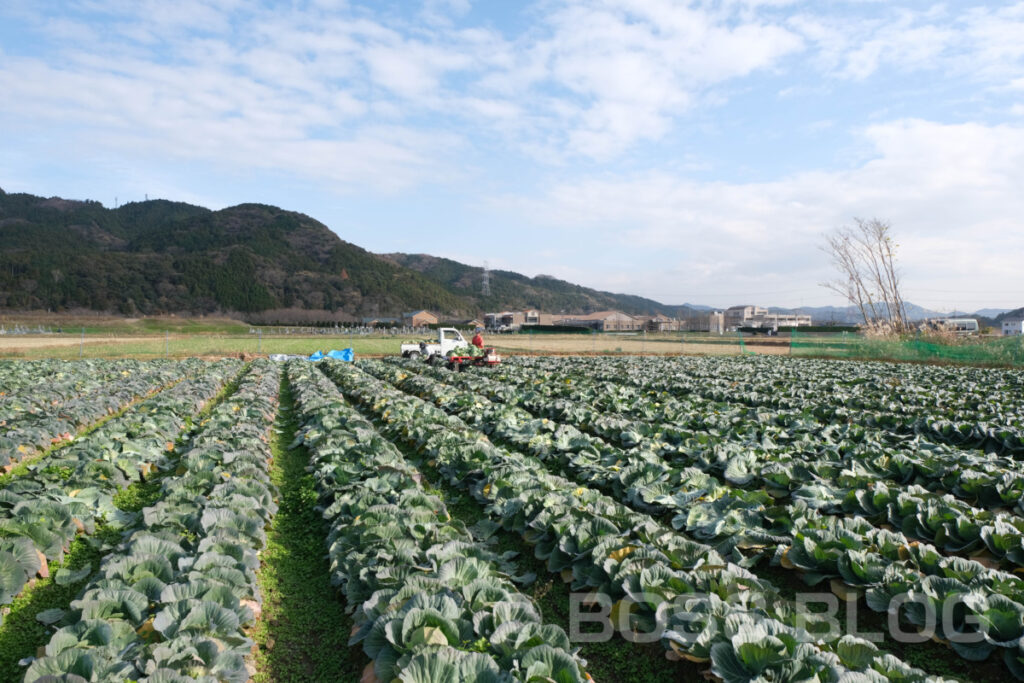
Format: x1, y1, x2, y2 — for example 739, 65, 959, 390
737, 330, 756, 356
789, 330, 1024, 366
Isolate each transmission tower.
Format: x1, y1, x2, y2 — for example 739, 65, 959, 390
481, 261, 491, 297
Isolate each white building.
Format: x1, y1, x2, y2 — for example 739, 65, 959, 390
1003, 319, 1024, 336
724, 305, 768, 330
762, 312, 813, 329
724, 305, 811, 331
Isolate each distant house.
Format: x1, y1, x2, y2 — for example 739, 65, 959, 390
557, 310, 640, 332
640, 314, 678, 332
485, 311, 517, 329
523, 310, 555, 325
361, 317, 400, 327
402, 310, 438, 327
679, 311, 725, 334
484, 310, 554, 330
1002, 318, 1024, 336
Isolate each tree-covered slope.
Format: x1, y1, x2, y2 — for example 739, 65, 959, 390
0, 189, 468, 318
380, 252, 694, 317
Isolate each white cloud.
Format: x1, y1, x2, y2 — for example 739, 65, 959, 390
504, 0, 804, 158
505, 119, 1024, 308
790, 3, 1024, 88
420, 0, 473, 26
0, 0, 812, 177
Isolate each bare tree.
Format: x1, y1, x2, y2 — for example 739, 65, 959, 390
821, 218, 909, 333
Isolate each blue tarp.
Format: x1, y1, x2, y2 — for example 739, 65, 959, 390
308, 348, 354, 362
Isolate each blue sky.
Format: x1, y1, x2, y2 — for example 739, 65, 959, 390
1, 0, 1023, 311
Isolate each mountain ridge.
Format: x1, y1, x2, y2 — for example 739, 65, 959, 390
0, 188, 1015, 324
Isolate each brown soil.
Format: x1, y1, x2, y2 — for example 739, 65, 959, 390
0, 336, 153, 350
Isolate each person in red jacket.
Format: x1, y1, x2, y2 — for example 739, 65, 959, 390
471, 329, 484, 348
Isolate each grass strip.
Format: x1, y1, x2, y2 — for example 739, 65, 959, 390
251, 374, 364, 682
0, 525, 122, 681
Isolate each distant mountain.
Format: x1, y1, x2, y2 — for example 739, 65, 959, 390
766, 302, 1006, 325
379, 253, 704, 318
680, 302, 717, 312
995, 308, 1024, 323
976, 308, 1013, 318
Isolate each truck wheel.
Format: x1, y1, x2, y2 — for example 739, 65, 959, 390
407, 351, 420, 361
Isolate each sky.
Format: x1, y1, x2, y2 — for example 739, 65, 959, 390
1, 0, 1023, 312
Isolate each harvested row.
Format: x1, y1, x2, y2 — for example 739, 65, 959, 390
0, 359, 243, 620
1, 360, 184, 472
367, 359, 1024, 677
23, 359, 281, 682
321, 360, 941, 682
451, 357, 1024, 511
286, 360, 591, 681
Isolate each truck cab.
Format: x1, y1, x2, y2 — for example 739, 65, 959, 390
400, 327, 468, 361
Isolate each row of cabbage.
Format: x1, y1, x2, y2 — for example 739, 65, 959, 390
573, 354, 1023, 426
0, 359, 102, 397
402, 358, 1024, 548
444, 357, 1024, 515
512, 357, 1023, 472
0, 359, 242, 622
0, 359, 163, 416
24, 359, 281, 682
509, 356, 1024, 455
1, 360, 184, 470
321, 360, 942, 683
374, 358, 1024, 677
286, 360, 590, 682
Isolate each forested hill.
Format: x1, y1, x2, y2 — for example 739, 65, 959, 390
381, 253, 692, 317
0, 189, 466, 318
0, 189, 689, 319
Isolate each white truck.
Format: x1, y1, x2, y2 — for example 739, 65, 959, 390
400, 327, 501, 369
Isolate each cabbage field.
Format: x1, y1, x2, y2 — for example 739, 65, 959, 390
1, 354, 1023, 682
